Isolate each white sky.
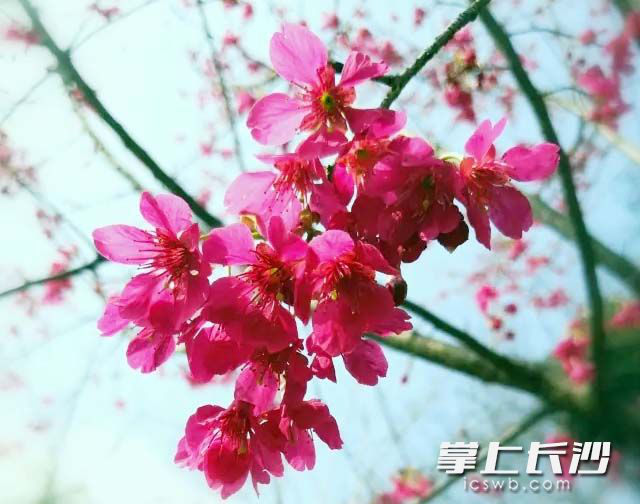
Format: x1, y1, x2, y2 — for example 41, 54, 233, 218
1, 0, 639, 503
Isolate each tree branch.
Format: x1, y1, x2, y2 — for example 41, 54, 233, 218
0, 256, 105, 300
402, 300, 539, 384
18, 0, 222, 229
373, 331, 587, 413
196, 0, 246, 172
479, 8, 607, 408
380, 0, 492, 109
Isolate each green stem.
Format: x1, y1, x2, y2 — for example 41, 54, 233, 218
380, 0, 492, 109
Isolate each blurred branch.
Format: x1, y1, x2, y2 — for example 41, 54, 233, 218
0, 70, 51, 126
530, 195, 640, 297
18, 0, 223, 229
374, 332, 586, 414
380, 0, 492, 109
421, 405, 551, 502
71, 99, 145, 192
548, 97, 640, 167
0, 256, 105, 299
195, 0, 246, 172
480, 7, 607, 411
403, 299, 538, 383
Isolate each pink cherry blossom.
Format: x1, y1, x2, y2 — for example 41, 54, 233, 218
247, 23, 398, 155
458, 118, 559, 248
93, 192, 210, 317
307, 230, 411, 356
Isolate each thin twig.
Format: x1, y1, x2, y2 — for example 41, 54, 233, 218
380, 0, 492, 109
196, 0, 246, 172
18, 0, 222, 229
0, 256, 105, 299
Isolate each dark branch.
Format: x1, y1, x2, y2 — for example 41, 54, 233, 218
380, 0, 492, 109
19, 0, 222, 230
402, 299, 539, 384
0, 256, 105, 300
479, 8, 607, 408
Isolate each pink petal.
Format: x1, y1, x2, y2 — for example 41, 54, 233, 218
234, 366, 278, 413
97, 296, 129, 336
342, 339, 388, 386
356, 242, 398, 275
312, 300, 364, 356
389, 135, 436, 167
270, 23, 328, 86
339, 51, 388, 88
502, 143, 560, 181
247, 93, 307, 145
139, 192, 192, 235
284, 428, 316, 471
93, 224, 152, 264
224, 171, 276, 216
203, 223, 255, 266
297, 127, 348, 158
488, 185, 533, 240
267, 216, 307, 262
309, 229, 354, 262
344, 107, 406, 137
126, 329, 175, 373
464, 118, 507, 160
332, 163, 355, 205
466, 201, 492, 249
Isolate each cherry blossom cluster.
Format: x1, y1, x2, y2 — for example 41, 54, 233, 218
92, 24, 559, 498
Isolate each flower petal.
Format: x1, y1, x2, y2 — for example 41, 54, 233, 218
309, 229, 354, 262
502, 143, 559, 181
464, 117, 507, 160
488, 185, 533, 240
344, 107, 406, 137
270, 23, 328, 86
343, 339, 388, 386
140, 192, 192, 235
93, 224, 153, 264
224, 171, 276, 216
339, 51, 388, 88
203, 223, 255, 266
247, 93, 307, 145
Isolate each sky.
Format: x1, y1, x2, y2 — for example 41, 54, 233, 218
1, 0, 639, 503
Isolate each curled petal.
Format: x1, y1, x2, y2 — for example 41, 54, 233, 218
297, 127, 348, 158
343, 339, 388, 386
203, 223, 255, 266
270, 23, 328, 86
140, 192, 192, 235
339, 51, 388, 88
247, 93, 307, 145
126, 329, 175, 373
488, 185, 533, 240
464, 117, 507, 161
224, 171, 276, 216
502, 143, 559, 181
309, 229, 354, 262
466, 201, 492, 249
344, 107, 406, 137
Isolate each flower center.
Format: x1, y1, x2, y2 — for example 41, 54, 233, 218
320, 91, 336, 111
240, 244, 293, 312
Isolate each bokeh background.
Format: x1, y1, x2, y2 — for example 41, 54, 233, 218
1, 0, 639, 502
